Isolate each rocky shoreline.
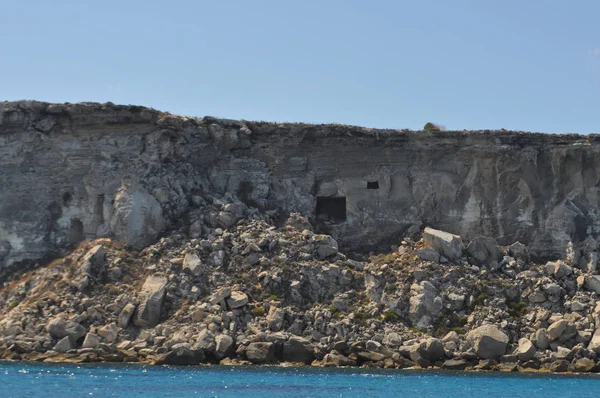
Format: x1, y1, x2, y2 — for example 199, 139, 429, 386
2, 198, 600, 374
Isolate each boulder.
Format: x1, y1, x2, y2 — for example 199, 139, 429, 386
416, 247, 440, 262
408, 281, 443, 329
382, 332, 403, 347
214, 334, 234, 359
134, 275, 168, 328
547, 320, 567, 341
422, 227, 464, 261
54, 336, 74, 353
81, 245, 106, 274
585, 276, 600, 294
183, 253, 202, 275
508, 242, 529, 261
195, 329, 216, 355
267, 307, 285, 332
410, 338, 444, 362
532, 329, 550, 350
118, 303, 137, 328
82, 333, 101, 349
109, 183, 165, 248
282, 336, 314, 364
515, 338, 536, 361
571, 357, 595, 373
209, 250, 225, 268
467, 325, 509, 359
466, 236, 501, 270
226, 291, 249, 309
246, 342, 276, 364
587, 329, 600, 354
548, 260, 572, 279
313, 235, 339, 259
155, 345, 201, 366
321, 351, 355, 367
97, 322, 119, 343
46, 318, 87, 341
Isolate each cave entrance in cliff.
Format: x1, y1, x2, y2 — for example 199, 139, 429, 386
367, 181, 379, 189
68, 218, 84, 245
316, 196, 346, 223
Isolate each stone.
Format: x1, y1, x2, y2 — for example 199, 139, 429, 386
416, 247, 440, 262
214, 334, 234, 359
532, 329, 550, 350
46, 318, 87, 341
382, 332, 403, 347
422, 227, 464, 261
155, 345, 201, 366
587, 329, 600, 354
313, 235, 339, 259
195, 329, 216, 354
118, 303, 137, 328
466, 236, 501, 270
183, 253, 202, 275
547, 260, 572, 279
226, 291, 249, 309
508, 242, 529, 261
209, 250, 225, 268
267, 307, 285, 332
515, 338, 536, 361
467, 325, 509, 359
81, 333, 101, 349
410, 338, 444, 362
81, 245, 106, 274
109, 183, 165, 248
246, 342, 275, 364
547, 320, 567, 341
571, 357, 595, 372
408, 281, 442, 329
283, 336, 314, 364
321, 352, 355, 367
134, 275, 168, 328
442, 359, 470, 370
54, 336, 74, 353
97, 323, 119, 343
585, 276, 600, 294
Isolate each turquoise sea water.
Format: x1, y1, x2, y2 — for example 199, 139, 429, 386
1, 361, 599, 398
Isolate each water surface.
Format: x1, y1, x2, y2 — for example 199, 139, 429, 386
1, 361, 599, 397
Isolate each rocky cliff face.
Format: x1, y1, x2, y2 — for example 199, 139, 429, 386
1, 100, 599, 271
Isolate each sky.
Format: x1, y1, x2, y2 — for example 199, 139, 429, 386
1, 0, 600, 132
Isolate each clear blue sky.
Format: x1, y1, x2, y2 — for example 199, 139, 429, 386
2, 0, 599, 132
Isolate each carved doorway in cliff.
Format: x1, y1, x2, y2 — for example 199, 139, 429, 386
316, 196, 346, 223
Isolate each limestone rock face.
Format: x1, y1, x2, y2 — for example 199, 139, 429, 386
467, 325, 509, 359
4, 100, 600, 272
134, 275, 168, 328
422, 228, 464, 261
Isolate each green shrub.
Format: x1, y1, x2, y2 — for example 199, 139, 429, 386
507, 300, 527, 319
423, 122, 441, 131
251, 306, 265, 317
382, 310, 400, 323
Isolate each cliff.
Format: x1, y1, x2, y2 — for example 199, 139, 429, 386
2, 100, 599, 272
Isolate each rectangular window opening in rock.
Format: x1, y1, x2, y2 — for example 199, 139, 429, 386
367, 181, 379, 189
316, 196, 346, 223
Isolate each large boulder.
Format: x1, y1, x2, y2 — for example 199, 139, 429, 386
214, 334, 235, 359
46, 318, 87, 341
466, 237, 501, 270
155, 345, 202, 366
183, 253, 202, 276
267, 307, 285, 332
515, 338, 536, 361
80, 245, 106, 275
467, 325, 509, 359
97, 322, 119, 343
422, 227, 463, 261
587, 329, 600, 354
410, 338, 444, 362
134, 275, 168, 328
312, 235, 339, 259
118, 303, 137, 328
109, 183, 165, 248
226, 291, 249, 309
546, 320, 567, 341
246, 342, 276, 364
408, 281, 443, 329
54, 336, 75, 353
585, 276, 600, 294
282, 336, 314, 364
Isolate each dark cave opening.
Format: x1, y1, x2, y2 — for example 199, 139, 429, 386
316, 196, 346, 223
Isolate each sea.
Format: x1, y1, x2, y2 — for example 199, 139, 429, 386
1, 361, 599, 397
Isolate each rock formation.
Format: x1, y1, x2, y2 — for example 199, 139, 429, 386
3, 100, 600, 273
